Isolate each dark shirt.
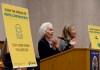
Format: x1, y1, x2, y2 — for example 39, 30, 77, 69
38, 37, 59, 59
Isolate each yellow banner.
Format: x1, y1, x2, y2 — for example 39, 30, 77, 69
1, 3, 37, 68
88, 25, 100, 49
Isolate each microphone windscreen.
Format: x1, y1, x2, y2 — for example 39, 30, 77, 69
57, 36, 64, 40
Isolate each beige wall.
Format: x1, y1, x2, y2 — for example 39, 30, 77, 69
27, 0, 100, 56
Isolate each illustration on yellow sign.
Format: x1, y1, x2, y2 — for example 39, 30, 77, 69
95, 36, 100, 47
15, 24, 23, 39
1, 3, 37, 68
88, 25, 100, 49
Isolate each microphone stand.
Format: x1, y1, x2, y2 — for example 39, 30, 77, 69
89, 42, 91, 48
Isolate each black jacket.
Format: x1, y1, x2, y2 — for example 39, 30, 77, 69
38, 37, 59, 59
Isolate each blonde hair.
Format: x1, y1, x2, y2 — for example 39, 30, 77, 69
62, 24, 75, 39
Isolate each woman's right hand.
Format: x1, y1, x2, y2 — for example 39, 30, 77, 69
52, 39, 59, 48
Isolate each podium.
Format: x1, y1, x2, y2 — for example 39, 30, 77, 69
40, 48, 100, 70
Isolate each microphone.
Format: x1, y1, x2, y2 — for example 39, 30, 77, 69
57, 36, 69, 42
57, 36, 65, 41
57, 36, 71, 46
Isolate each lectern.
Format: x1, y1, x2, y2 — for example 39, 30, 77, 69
40, 48, 100, 70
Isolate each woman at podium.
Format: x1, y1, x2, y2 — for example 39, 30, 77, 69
38, 22, 59, 59
58, 24, 77, 52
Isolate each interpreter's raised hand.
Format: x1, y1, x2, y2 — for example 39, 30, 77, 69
70, 38, 77, 46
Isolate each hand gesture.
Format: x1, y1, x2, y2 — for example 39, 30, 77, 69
51, 39, 58, 48
70, 38, 77, 46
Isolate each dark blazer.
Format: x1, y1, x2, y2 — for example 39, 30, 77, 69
38, 37, 59, 59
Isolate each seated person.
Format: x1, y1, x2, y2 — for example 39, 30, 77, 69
58, 24, 77, 52
38, 22, 59, 60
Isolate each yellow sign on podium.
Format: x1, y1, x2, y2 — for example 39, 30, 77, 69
1, 3, 37, 68
88, 25, 100, 49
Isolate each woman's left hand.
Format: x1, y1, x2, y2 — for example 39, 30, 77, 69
70, 38, 77, 46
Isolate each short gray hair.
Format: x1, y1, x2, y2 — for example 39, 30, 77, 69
38, 22, 52, 40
